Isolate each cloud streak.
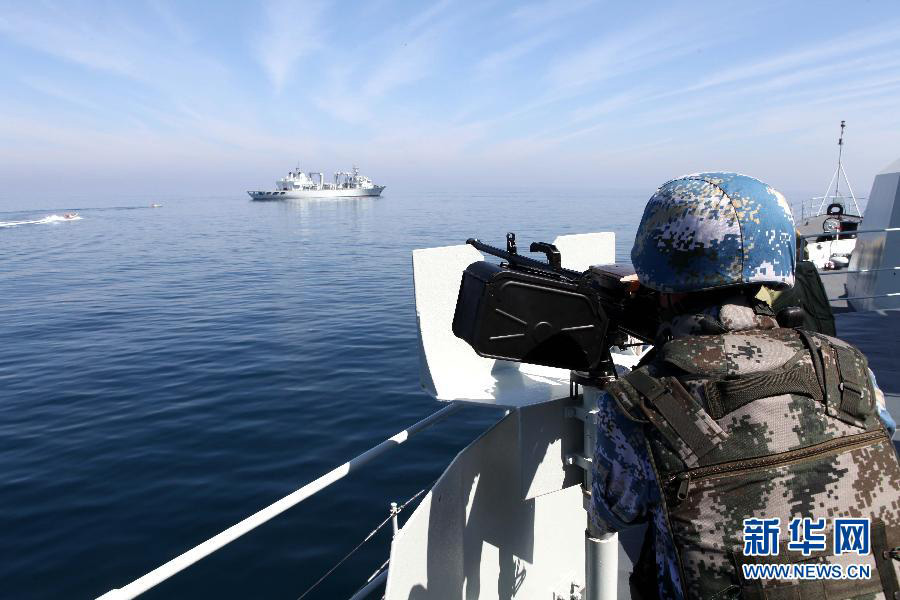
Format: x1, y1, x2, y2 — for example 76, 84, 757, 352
0, 1, 898, 196
254, 0, 328, 92
0, 8, 136, 76
311, 0, 457, 122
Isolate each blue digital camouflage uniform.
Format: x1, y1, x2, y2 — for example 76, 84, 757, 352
592, 173, 900, 599
590, 300, 897, 600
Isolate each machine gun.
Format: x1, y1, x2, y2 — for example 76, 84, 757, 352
452, 233, 659, 378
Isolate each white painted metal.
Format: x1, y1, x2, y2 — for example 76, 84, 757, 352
580, 385, 619, 600
580, 388, 599, 499
552, 232, 616, 271
585, 532, 619, 600
815, 121, 863, 217
517, 397, 581, 500
837, 292, 900, 301
805, 237, 856, 270
846, 158, 900, 311
412, 233, 617, 407
391, 502, 400, 537
412, 243, 572, 407
816, 167, 841, 216
248, 186, 385, 199
248, 165, 384, 199
94, 403, 462, 600
801, 227, 900, 238
819, 267, 900, 275
384, 408, 587, 600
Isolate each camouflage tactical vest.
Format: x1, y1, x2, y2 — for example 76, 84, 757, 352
606, 326, 900, 599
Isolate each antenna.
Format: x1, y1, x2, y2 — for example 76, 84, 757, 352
835, 120, 845, 198
817, 120, 862, 216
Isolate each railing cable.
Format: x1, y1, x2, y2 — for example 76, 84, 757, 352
802, 227, 900, 239
831, 292, 900, 302
819, 266, 900, 275
296, 487, 427, 600
96, 403, 462, 600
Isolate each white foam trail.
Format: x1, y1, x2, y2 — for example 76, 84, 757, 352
0, 214, 82, 228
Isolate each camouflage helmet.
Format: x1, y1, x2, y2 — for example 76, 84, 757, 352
631, 172, 795, 293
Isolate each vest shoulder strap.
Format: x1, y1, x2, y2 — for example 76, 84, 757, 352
619, 368, 726, 467
703, 362, 824, 419
795, 329, 878, 427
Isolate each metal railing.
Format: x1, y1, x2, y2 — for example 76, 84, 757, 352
801, 227, 900, 240
807, 225, 900, 303
797, 196, 866, 221
835, 292, 900, 301
819, 266, 900, 276
96, 403, 464, 600
347, 571, 389, 600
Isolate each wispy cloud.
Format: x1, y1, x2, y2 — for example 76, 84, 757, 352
476, 30, 558, 76
510, 0, 598, 28
312, 0, 457, 122
0, 1, 898, 195
546, 16, 709, 90
254, 0, 328, 92
0, 8, 137, 76
18, 75, 102, 112
517, 16, 900, 156
674, 21, 900, 98
147, 0, 193, 45
362, 29, 441, 99
475, 0, 596, 77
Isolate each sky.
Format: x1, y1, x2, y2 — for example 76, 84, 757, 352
0, 0, 899, 199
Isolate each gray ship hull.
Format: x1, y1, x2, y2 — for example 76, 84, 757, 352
248, 186, 385, 200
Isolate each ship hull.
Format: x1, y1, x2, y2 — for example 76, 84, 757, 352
248, 186, 385, 200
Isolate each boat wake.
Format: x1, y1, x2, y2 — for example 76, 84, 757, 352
0, 214, 82, 228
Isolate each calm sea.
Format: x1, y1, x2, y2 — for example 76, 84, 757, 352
0, 189, 654, 599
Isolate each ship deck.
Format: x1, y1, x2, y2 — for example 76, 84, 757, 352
821, 270, 849, 311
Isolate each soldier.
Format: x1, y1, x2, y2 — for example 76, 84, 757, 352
590, 173, 900, 599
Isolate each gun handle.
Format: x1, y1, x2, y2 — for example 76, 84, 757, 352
529, 242, 561, 269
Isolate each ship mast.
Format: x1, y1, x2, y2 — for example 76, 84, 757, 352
834, 120, 844, 198
817, 120, 862, 216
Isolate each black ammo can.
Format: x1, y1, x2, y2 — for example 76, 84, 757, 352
452, 260, 610, 371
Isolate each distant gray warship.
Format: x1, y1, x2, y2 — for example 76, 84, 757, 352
248, 165, 384, 200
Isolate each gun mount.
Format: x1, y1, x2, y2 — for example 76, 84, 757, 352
453, 234, 658, 378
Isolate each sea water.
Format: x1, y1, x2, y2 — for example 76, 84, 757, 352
0, 189, 660, 598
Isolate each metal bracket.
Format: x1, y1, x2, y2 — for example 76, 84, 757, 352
564, 405, 598, 425
565, 454, 593, 471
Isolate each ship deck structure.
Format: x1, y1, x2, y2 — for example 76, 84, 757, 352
248, 165, 384, 200
100, 156, 900, 600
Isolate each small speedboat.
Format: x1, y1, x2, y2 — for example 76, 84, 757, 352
63, 212, 79, 220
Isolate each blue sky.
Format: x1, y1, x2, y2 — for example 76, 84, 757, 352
1, 0, 898, 198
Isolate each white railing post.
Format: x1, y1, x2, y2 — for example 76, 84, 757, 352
567, 380, 618, 600
390, 502, 399, 537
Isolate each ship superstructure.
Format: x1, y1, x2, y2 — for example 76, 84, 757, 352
248, 165, 385, 200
